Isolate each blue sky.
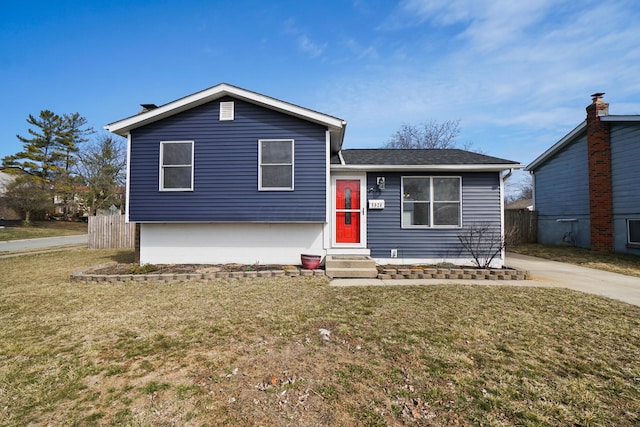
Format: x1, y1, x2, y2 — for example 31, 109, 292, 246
2, 0, 640, 178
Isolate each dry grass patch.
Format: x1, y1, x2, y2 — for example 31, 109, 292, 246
1, 249, 640, 425
511, 243, 640, 278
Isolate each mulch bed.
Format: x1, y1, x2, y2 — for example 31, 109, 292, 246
91, 263, 297, 275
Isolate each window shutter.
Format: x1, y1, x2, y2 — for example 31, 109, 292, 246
220, 101, 234, 121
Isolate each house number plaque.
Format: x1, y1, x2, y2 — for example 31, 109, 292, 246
368, 200, 385, 209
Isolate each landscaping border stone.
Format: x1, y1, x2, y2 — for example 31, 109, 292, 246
70, 262, 327, 283
377, 267, 529, 280
71, 262, 530, 283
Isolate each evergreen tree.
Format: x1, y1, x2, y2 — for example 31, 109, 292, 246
54, 113, 93, 217
3, 110, 93, 219
3, 110, 63, 181
3, 110, 92, 181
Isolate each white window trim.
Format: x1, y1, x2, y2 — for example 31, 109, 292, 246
401, 176, 462, 229
628, 219, 640, 245
258, 139, 294, 191
159, 140, 194, 191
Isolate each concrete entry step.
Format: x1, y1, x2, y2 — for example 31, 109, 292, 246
325, 255, 378, 278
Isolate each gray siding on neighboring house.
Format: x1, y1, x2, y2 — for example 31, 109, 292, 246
128, 96, 328, 222
611, 123, 640, 254
534, 132, 591, 248
366, 172, 502, 259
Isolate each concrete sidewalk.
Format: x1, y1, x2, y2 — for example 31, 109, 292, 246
331, 252, 640, 307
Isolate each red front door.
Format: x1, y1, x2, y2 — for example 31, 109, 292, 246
336, 179, 361, 244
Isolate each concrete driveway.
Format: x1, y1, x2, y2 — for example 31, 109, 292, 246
505, 252, 640, 307
332, 253, 640, 307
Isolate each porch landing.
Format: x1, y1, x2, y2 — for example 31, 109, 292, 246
325, 255, 378, 278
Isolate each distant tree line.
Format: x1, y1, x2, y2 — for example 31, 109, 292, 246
1, 110, 125, 225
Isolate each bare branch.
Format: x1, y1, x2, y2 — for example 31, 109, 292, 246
457, 222, 513, 268
386, 119, 461, 149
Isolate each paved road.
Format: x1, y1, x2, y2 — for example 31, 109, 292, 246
332, 252, 640, 307
0, 234, 88, 252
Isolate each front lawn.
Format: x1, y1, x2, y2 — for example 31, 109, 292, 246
1, 249, 639, 426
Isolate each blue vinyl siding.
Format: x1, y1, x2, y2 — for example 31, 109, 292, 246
611, 123, 640, 254
533, 131, 591, 248
366, 172, 502, 259
128, 97, 327, 222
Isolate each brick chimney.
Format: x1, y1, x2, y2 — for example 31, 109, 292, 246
586, 92, 613, 252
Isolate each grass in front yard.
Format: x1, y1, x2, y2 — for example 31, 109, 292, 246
1, 249, 640, 425
512, 243, 640, 278
0, 220, 87, 241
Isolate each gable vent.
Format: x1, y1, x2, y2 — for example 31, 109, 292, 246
220, 101, 234, 121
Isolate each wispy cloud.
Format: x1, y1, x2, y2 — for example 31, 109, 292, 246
321, 0, 640, 162
297, 34, 326, 58
343, 38, 379, 60
283, 18, 326, 58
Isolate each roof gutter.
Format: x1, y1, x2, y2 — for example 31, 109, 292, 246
330, 163, 525, 172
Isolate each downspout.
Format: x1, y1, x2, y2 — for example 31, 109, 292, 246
499, 169, 513, 267
529, 171, 535, 211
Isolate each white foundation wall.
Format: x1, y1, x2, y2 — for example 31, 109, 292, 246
373, 256, 504, 269
140, 223, 325, 265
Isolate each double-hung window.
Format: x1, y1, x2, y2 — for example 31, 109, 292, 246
628, 219, 640, 246
259, 139, 294, 190
160, 141, 194, 191
402, 176, 461, 228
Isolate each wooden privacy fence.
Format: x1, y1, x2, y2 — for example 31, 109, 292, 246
505, 209, 538, 245
88, 215, 136, 249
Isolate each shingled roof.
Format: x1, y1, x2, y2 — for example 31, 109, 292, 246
331, 149, 521, 171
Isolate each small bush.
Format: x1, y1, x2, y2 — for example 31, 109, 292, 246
126, 263, 158, 274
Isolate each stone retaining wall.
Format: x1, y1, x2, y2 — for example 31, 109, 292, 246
70, 263, 326, 283
71, 263, 530, 283
377, 268, 529, 280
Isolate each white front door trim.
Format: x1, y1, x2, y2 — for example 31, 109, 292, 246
331, 173, 367, 249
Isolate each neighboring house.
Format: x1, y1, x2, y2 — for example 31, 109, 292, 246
0, 167, 22, 220
526, 93, 640, 255
105, 84, 522, 267
505, 198, 533, 211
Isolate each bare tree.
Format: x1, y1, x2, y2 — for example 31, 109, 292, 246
505, 173, 533, 203
386, 119, 462, 149
75, 133, 126, 215
457, 222, 516, 268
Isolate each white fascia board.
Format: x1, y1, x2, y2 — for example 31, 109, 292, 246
105, 83, 346, 138
600, 115, 640, 122
330, 164, 524, 172
124, 133, 131, 223
525, 121, 586, 171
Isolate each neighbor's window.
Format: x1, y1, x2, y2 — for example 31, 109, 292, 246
160, 141, 194, 191
402, 176, 461, 228
259, 139, 294, 190
628, 219, 640, 245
